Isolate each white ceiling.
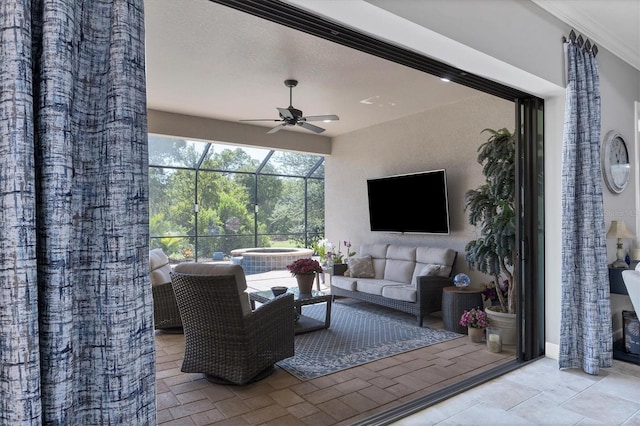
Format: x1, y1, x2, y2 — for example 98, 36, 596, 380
144, 0, 640, 139
533, 0, 640, 71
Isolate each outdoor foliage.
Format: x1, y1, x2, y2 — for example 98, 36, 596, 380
149, 137, 324, 260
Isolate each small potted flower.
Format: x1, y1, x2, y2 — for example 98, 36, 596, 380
286, 258, 323, 294
459, 307, 489, 343
327, 240, 356, 275
312, 239, 328, 265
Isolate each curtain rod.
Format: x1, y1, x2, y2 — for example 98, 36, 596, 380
563, 29, 598, 56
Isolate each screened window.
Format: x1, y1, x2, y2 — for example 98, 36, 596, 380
148, 135, 324, 262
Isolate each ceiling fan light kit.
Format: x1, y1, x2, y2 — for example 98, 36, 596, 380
241, 79, 339, 134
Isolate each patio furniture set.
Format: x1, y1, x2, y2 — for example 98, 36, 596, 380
149, 242, 467, 385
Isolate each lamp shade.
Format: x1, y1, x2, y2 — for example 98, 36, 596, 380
606, 220, 635, 239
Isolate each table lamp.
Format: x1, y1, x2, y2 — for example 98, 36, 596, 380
607, 220, 634, 268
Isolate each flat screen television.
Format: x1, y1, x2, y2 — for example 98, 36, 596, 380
367, 169, 450, 234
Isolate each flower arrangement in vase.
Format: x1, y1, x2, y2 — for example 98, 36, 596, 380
312, 238, 330, 265
326, 240, 356, 265
286, 258, 323, 294
459, 307, 489, 343
286, 258, 323, 276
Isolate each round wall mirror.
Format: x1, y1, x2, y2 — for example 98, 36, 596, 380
601, 130, 630, 193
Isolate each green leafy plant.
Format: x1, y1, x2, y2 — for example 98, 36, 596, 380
464, 128, 516, 314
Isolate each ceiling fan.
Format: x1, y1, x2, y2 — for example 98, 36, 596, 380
240, 79, 339, 134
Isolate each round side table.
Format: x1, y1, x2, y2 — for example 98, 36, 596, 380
442, 287, 484, 334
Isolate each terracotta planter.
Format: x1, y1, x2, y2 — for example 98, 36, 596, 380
486, 307, 517, 345
468, 327, 485, 343
295, 273, 315, 294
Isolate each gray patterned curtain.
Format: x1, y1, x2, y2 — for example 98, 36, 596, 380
0, 1, 155, 423
560, 37, 612, 374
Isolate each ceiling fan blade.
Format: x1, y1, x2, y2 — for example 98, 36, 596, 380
277, 107, 294, 120
239, 119, 281, 122
298, 122, 325, 133
302, 114, 340, 122
267, 123, 286, 134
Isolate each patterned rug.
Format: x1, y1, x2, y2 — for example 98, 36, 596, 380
277, 300, 462, 380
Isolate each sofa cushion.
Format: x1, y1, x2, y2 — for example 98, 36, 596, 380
360, 244, 389, 278
411, 263, 448, 285
387, 245, 416, 261
360, 243, 389, 259
173, 263, 251, 316
382, 285, 417, 302
384, 259, 415, 284
356, 279, 403, 296
416, 247, 456, 268
332, 276, 357, 291
347, 256, 375, 278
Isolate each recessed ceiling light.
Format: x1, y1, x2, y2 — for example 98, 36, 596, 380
360, 96, 379, 105
323, 120, 332, 123
440, 77, 451, 82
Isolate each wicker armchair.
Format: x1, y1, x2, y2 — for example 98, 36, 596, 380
171, 263, 295, 385
150, 248, 182, 331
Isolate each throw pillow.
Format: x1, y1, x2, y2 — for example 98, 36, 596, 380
347, 256, 375, 278
419, 264, 442, 276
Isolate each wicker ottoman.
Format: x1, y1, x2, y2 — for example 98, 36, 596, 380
442, 287, 484, 334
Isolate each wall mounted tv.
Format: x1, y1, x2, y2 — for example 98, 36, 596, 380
367, 169, 450, 234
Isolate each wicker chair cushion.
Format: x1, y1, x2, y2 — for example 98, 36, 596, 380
173, 262, 252, 316
150, 248, 169, 268
149, 249, 172, 286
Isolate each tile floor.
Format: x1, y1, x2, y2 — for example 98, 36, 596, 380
155, 270, 640, 425
395, 357, 640, 425
155, 270, 515, 425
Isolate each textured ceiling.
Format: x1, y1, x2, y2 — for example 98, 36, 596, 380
144, 0, 639, 139
144, 0, 484, 138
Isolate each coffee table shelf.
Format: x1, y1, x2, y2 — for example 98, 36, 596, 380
249, 288, 332, 334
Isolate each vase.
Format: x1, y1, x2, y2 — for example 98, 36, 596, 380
485, 306, 517, 345
332, 263, 348, 276
468, 327, 485, 343
295, 273, 315, 294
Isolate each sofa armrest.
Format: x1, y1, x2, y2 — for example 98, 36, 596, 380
416, 275, 453, 313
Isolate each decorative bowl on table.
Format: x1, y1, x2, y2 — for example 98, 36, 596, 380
271, 286, 288, 296
453, 273, 471, 289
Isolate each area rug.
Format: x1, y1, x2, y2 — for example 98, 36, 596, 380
277, 300, 462, 380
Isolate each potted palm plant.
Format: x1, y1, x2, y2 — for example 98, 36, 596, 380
464, 128, 517, 344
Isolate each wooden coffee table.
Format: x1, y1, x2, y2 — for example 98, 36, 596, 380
249, 288, 332, 334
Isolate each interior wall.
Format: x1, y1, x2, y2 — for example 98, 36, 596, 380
294, 0, 640, 354
325, 94, 514, 286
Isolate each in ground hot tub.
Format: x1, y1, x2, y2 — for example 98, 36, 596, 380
230, 247, 314, 275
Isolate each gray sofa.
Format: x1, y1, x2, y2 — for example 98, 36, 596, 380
331, 244, 457, 326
